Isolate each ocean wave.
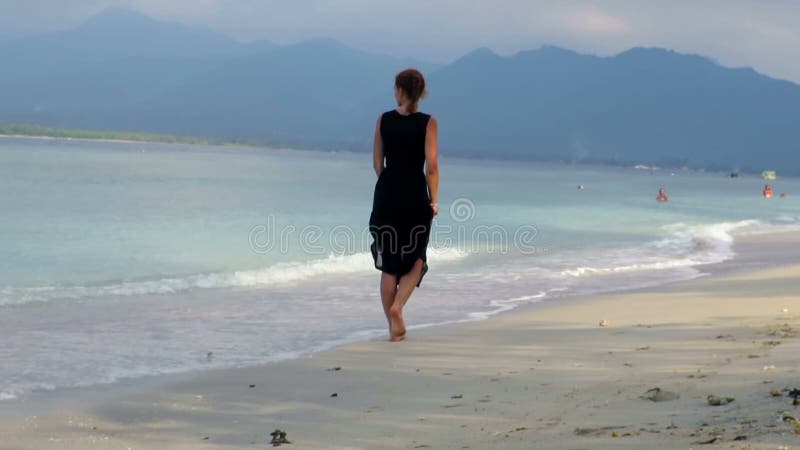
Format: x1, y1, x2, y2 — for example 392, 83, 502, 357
467, 291, 549, 319
0, 247, 468, 306
560, 219, 791, 278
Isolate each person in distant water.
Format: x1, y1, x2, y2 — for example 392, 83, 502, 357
577, 184, 585, 190
656, 187, 669, 202
780, 193, 787, 199
369, 68, 439, 342
763, 184, 774, 198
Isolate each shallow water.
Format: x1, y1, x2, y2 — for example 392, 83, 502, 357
1, 136, 798, 400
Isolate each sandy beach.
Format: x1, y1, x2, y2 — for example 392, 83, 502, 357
1, 232, 799, 449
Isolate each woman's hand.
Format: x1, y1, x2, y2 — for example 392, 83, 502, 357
430, 203, 439, 216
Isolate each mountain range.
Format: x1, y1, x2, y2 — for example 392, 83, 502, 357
2, 7, 799, 174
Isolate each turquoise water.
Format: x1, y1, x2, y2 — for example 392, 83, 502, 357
1, 136, 798, 400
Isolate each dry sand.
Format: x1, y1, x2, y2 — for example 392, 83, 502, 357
1, 232, 799, 449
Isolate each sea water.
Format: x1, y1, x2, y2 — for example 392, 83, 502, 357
1, 136, 798, 400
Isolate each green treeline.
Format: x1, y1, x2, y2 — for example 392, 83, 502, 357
0, 124, 271, 148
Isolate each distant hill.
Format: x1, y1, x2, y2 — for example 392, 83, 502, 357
0, 7, 274, 128
0, 7, 276, 62
1, 8, 799, 173
426, 46, 800, 172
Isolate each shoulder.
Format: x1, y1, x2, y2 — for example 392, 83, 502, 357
417, 111, 434, 121
415, 112, 433, 127
378, 110, 396, 125
377, 110, 394, 128
425, 114, 437, 129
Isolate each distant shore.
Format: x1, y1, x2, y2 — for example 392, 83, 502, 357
0, 124, 276, 149
1, 124, 790, 179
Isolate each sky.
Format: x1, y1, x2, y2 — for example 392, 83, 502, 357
1, 0, 800, 83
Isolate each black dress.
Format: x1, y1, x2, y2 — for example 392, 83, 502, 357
369, 109, 433, 286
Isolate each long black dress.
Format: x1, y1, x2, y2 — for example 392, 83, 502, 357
369, 109, 433, 286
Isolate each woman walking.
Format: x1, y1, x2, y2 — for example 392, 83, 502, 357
369, 68, 439, 342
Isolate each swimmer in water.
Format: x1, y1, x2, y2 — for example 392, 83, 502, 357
656, 187, 668, 202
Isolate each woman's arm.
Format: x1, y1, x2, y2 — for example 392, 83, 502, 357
425, 116, 439, 216
373, 114, 384, 177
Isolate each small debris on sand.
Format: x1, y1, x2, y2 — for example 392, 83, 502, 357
270, 429, 291, 446
326, 366, 342, 371
610, 430, 639, 438
574, 426, 625, 436
599, 319, 610, 327
641, 387, 680, 402
788, 388, 800, 406
766, 323, 796, 338
707, 395, 735, 406
688, 371, 710, 379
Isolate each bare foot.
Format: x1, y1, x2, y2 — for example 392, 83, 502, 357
389, 306, 406, 342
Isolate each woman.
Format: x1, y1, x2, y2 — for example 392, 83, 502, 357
369, 68, 439, 342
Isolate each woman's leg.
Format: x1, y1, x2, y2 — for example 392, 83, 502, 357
388, 258, 425, 341
380, 272, 398, 329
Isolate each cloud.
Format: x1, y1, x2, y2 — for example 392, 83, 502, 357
559, 6, 629, 36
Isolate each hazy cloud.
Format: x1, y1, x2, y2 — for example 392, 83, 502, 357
1, 0, 799, 82
558, 5, 630, 36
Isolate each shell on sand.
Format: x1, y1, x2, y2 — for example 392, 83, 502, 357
641, 387, 680, 402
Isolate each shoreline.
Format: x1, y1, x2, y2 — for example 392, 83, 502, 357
0, 132, 271, 150
4, 132, 790, 179
0, 231, 795, 400
1, 231, 799, 448
0, 228, 791, 406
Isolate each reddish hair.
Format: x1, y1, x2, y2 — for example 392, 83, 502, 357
395, 68, 426, 111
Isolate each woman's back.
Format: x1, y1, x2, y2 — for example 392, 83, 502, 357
380, 110, 431, 172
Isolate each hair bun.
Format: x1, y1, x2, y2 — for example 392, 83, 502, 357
395, 68, 427, 105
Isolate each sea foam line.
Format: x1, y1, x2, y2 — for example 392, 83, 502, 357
560, 219, 791, 278
0, 247, 468, 306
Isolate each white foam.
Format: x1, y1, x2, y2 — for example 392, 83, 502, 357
560, 219, 770, 278
468, 291, 549, 319
0, 247, 469, 306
